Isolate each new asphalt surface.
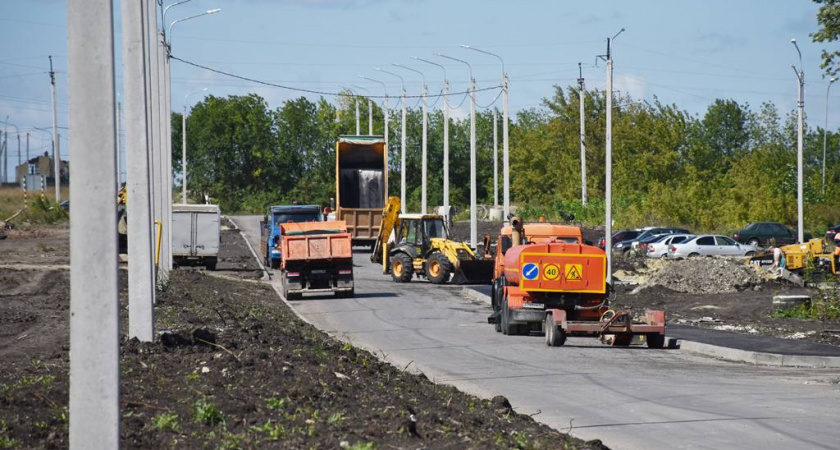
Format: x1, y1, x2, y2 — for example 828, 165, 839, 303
234, 215, 840, 450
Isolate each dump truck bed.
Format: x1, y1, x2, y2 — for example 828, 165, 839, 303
280, 221, 352, 264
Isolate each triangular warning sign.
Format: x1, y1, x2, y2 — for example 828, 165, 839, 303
565, 264, 582, 281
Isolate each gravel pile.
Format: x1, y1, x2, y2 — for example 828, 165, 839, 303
640, 257, 763, 294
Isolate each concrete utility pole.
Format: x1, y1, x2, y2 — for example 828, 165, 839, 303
123, 0, 156, 342
792, 38, 805, 243
604, 29, 624, 283
462, 45, 509, 220
66, 0, 120, 446
394, 63, 428, 214
183, 88, 206, 203
116, 100, 122, 189
146, 0, 163, 277
49, 56, 60, 202
355, 93, 360, 135
26, 133, 29, 166
158, 23, 171, 272
414, 56, 450, 210
493, 107, 499, 206
579, 63, 587, 205
823, 77, 836, 195
374, 67, 406, 213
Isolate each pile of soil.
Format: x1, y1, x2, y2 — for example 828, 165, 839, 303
213, 218, 262, 278
0, 231, 603, 449
639, 257, 763, 294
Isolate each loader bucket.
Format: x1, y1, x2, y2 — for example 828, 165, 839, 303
451, 259, 494, 285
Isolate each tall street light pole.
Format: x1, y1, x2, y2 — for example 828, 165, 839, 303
605, 28, 624, 284
349, 84, 373, 135
49, 56, 60, 202
394, 63, 428, 214
578, 63, 587, 205
439, 53, 477, 248
374, 67, 407, 213
792, 38, 805, 243
463, 44, 509, 220
67, 0, 120, 445
182, 88, 206, 203
359, 75, 389, 144
824, 77, 836, 195
418, 56, 450, 210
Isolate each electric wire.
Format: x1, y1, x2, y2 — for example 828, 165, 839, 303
170, 55, 501, 99
476, 88, 503, 109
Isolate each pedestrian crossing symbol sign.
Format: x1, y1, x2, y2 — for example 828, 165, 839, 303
564, 263, 582, 281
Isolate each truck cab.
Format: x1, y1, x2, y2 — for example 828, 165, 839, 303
261, 204, 322, 269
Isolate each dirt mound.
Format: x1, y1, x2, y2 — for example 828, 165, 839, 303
639, 257, 762, 294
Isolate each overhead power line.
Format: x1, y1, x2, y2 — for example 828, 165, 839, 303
170, 55, 501, 99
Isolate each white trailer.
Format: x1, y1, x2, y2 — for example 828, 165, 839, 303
172, 204, 220, 270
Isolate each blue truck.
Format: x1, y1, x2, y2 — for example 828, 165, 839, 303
260, 204, 323, 269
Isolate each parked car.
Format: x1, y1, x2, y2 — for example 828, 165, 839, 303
597, 229, 642, 250
645, 234, 695, 258
825, 224, 840, 243
613, 227, 691, 255
668, 235, 757, 258
732, 222, 799, 246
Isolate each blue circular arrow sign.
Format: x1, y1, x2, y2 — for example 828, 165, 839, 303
522, 262, 539, 281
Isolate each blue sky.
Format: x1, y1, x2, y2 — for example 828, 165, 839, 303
0, 0, 833, 178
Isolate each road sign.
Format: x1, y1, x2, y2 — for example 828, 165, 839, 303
565, 263, 582, 281
522, 262, 539, 281
543, 263, 560, 280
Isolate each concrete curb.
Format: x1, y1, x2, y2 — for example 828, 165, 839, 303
460, 287, 840, 368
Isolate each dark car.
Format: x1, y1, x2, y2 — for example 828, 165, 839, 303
597, 229, 642, 250
732, 222, 799, 246
825, 224, 840, 243
613, 227, 691, 255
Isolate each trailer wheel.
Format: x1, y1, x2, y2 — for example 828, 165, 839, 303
544, 314, 566, 347
426, 252, 452, 284
646, 333, 665, 349
391, 253, 413, 283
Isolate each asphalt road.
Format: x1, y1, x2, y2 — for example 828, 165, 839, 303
235, 215, 840, 450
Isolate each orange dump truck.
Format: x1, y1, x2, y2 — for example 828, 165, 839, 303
488, 218, 665, 348
279, 221, 354, 299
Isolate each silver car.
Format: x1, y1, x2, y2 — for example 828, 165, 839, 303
668, 234, 757, 258
646, 234, 695, 258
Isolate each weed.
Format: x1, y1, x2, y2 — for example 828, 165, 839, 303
312, 346, 327, 359
264, 397, 286, 411
152, 413, 180, 431
512, 431, 532, 448
346, 443, 377, 450
193, 398, 225, 427
218, 432, 245, 450
34, 421, 47, 430
186, 370, 200, 381
341, 342, 353, 352
774, 290, 840, 321
249, 421, 286, 441
327, 412, 345, 425
0, 421, 19, 449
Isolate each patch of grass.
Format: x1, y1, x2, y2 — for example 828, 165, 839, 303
0, 420, 19, 449
774, 294, 840, 321
152, 413, 180, 432
264, 397, 286, 411
327, 412, 345, 425
193, 398, 225, 427
249, 420, 286, 441
345, 443, 377, 450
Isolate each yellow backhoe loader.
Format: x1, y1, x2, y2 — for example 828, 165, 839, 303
371, 197, 493, 284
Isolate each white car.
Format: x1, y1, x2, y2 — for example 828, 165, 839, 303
668, 234, 757, 258
646, 234, 695, 258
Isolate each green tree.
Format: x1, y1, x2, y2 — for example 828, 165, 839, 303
812, 0, 840, 77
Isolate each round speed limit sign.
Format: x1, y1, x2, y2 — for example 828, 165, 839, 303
543, 263, 560, 281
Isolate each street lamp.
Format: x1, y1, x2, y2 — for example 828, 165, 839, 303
792, 38, 805, 243
350, 85, 373, 135
824, 77, 837, 195
412, 56, 451, 210
374, 67, 408, 213
436, 53, 478, 248
359, 76, 389, 146
393, 63, 429, 214
182, 88, 206, 203
462, 44, 509, 218
0, 119, 19, 184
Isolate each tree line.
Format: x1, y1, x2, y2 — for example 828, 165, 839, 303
171, 86, 840, 234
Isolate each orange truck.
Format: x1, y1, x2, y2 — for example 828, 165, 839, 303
279, 221, 354, 300
488, 218, 666, 347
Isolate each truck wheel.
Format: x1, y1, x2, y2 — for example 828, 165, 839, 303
646, 333, 666, 349
426, 253, 452, 284
391, 253, 413, 283
544, 314, 566, 347
501, 294, 517, 336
